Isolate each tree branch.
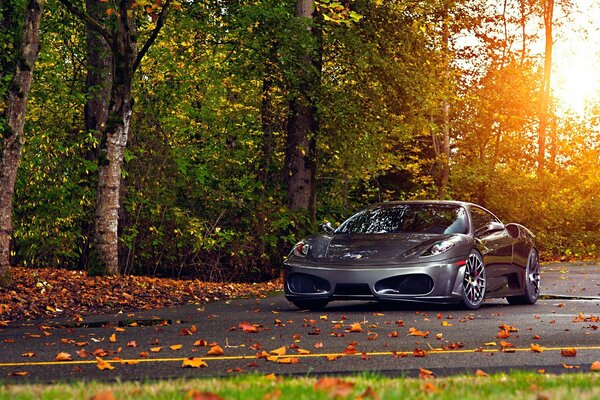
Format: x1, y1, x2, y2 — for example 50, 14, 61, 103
56, 0, 115, 53
133, 0, 171, 72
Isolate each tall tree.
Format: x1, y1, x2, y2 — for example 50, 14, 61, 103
57, 0, 171, 274
538, 0, 553, 173
0, 0, 44, 279
285, 0, 320, 221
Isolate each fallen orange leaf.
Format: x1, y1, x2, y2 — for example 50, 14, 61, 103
475, 369, 488, 377
150, 347, 162, 353
297, 348, 311, 355
109, 333, 117, 343
530, 343, 543, 353
170, 344, 183, 351
270, 346, 286, 356
561, 348, 577, 357
207, 345, 224, 356
419, 367, 434, 379
55, 352, 73, 361
408, 327, 430, 337
21, 352, 35, 357
326, 355, 340, 361
276, 357, 299, 364
413, 348, 427, 357
423, 382, 439, 393
591, 361, 600, 371
96, 357, 115, 371
8, 371, 29, 377
89, 390, 116, 400
348, 322, 363, 332
314, 377, 355, 398
181, 357, 208, 368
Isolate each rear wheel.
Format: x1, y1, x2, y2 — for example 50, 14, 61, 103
292, 299, 329, 310
461, 251, 486, 310
507, 249, 540, 305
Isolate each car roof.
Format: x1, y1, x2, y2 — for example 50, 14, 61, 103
369, 200, 475, 208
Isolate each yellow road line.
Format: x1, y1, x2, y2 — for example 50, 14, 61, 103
2, 345, 600, 368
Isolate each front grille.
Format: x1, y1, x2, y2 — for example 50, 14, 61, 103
334, 283, 372, 296
374, 274, 434, 295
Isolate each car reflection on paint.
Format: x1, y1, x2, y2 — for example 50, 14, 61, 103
284, 201, 540, 310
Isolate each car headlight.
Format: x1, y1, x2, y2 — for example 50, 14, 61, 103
422, 240, 454, 257
292, 240, 310, 257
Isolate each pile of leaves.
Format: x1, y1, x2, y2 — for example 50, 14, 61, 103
0, 267, 282, 323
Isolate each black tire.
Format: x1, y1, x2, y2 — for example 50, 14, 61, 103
507, 249, 540, 305
292, 299, 329, 311
461, 251, 486, 310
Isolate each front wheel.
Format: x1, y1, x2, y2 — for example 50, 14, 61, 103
461, 251, 486, 310
292, 299, 329, 311
507, 249, 540, 305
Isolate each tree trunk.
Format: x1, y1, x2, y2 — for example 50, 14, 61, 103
538, 0, 553, 173
93, 20, 137, 275
81, 0, 112, 268
0, 0, 44, 279
57, 0, 170, 275
285, 0, 320, 221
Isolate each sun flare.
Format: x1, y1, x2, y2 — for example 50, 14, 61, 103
553, 57, 600, 115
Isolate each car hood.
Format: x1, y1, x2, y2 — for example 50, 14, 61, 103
308, 233, 447, 264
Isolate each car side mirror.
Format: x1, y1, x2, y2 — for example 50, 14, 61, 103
320, 222, 335, 235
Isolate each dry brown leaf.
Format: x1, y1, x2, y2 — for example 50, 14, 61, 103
96, 357, 115, 371
530, 343, 543, 353
89, 390, 116, 400
561, 348, 577, 357
207, 345, 224, 356
270, 346, 286, 356
181, 357, 208, 368
413, 348, 427, 357
8, 371, 29, 377
239, 322, 259, 333
419, 367, 434, 379
422, 382, 439, 393
187, 391, 224, 400
408, 327, 430, 337
314, 377, 355, 398
276, 357, 299, 364
55, 352, 73, 361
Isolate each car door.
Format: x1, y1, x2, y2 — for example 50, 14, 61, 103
469, 206, 514, 295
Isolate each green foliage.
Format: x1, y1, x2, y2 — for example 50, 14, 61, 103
8, 0, 600, 281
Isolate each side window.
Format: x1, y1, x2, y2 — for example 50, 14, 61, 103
470, 207, 498, 233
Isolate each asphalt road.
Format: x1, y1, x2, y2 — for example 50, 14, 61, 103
0, 262, 599, 382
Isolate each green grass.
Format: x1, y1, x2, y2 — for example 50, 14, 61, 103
1, 371, 599, 399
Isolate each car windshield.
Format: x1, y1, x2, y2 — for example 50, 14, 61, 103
335, 204, 468, 235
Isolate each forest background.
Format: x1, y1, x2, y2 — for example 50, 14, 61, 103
1, 0, 599, 283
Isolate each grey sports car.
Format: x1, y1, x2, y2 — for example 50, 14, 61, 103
284, 201, 540, 310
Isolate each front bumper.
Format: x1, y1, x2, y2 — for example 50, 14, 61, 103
284, 257, 468, 304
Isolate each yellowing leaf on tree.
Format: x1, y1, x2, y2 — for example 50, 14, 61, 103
55, 352, 72, 361
96, 357, 115, 371
207, 345, 224, 356
531, 343, 543, 353
181, 357, 208, 368
106, 8, 115, 15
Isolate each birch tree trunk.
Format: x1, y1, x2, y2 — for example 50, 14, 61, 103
0, 0, 44, 280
